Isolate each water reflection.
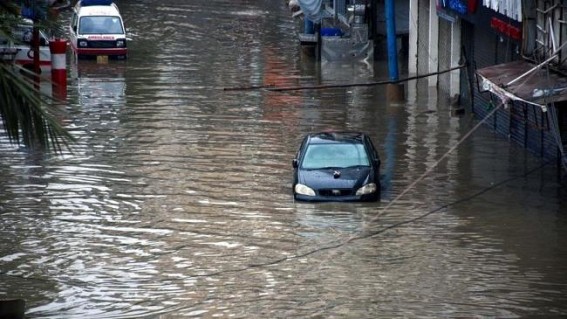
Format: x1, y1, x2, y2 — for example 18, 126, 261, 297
70, 60, 126, 105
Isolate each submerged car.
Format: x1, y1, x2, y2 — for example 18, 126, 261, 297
292, 131, 381, 202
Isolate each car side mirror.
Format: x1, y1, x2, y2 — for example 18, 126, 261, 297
73, 26, 77, 32
374, 158, 381, 167
292, 159, 298, 168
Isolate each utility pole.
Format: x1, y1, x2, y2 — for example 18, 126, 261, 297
32, 19, 41, 87
385, 0, 404, 102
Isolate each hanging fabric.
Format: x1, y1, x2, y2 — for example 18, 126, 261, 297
297, 0, 325, 22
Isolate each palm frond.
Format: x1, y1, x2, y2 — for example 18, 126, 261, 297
0, 0, 74, 153
0, 63, 74, 153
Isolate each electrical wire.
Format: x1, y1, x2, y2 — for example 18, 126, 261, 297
151, 99, 515, 274
223, 63, 466, 91
175, 97, 546, 274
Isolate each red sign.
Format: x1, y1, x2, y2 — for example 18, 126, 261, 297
87, 35, 116, 40
490, 17, 522, 40
468, 0, 479, 13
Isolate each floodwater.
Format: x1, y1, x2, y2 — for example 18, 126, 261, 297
1, 0, 566, 318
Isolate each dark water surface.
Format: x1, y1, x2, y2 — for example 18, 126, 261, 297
1, 0, 566, 318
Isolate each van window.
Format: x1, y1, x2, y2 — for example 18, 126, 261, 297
79, 16, 123, 34
71, 13, 78, 32
13, 25, 33, 44
0, 24, 48, 46
0, 34, 9, 45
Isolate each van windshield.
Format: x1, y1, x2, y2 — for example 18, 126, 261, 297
79, 16, 124, 35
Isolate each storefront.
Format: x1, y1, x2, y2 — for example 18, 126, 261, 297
435, 0, 566, 172
476, 60, 567, 164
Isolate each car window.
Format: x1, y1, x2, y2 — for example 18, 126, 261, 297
301, 143, 370, 169
365, 137, 379, 161
79, 16, 124, 34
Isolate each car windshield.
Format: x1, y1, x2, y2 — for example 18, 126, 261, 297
301, 143, 370, 169
79, 16, 123, 35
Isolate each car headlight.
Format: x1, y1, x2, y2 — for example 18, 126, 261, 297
356, 183, 376, 196
116, 40, 125, 47
294, 184, 315, 196
78, 40, 88, 47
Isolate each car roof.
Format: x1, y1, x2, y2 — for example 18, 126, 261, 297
305, 131, 367, 144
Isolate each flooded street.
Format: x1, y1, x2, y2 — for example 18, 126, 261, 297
1, 0, 567, 318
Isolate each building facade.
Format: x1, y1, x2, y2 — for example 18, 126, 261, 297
409, 0, 567, 174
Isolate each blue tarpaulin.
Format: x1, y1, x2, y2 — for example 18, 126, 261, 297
21, 1, 47, 20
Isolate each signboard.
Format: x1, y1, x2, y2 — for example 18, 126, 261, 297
490, 17, 521, 40
438, 0, 479, 15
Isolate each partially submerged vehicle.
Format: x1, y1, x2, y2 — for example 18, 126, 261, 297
69, 0, 128, 59
0, 19, 51, 75
292, 131, 381, 202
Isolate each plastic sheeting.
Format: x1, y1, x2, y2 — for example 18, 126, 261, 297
297, 0, 325, 22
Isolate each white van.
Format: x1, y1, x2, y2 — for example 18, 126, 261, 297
0, 19, 51, 74
69, 0, 127, 59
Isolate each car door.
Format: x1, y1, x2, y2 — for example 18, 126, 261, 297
292, 136, 309, 188
364, 136, 381, 178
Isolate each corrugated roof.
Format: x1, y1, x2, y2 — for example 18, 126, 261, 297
476, 60, 567, 111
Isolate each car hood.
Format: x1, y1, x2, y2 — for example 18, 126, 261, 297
297, 166, 373, 189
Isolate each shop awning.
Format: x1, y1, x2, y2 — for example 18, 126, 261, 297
476, 60, 567, 112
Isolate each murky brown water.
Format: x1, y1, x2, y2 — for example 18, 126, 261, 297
1, 0, 567, 318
